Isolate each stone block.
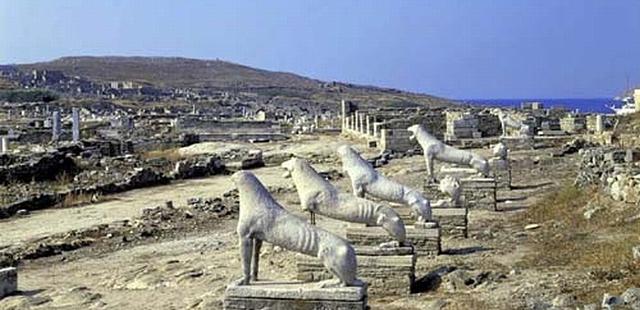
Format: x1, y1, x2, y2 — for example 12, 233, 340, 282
224, 280, 367, 310
395, 205, 468, 238
0, 267, 17, 299
296, 246, 415, 296
424, 178, 496, 211
489, 158, 512, 190
346, 225, 440, 256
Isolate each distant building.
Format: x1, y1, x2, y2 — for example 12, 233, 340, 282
255, 109, 273, 121
521, 101, 543, 110
109, 81, 137, 90
634, 88, 640, 111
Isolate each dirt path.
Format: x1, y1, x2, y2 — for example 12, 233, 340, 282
0, 166, 295, 248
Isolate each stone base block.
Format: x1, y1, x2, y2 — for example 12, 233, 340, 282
489, 158, 511, 190
395, 205, 468, 238
296, 246, 415, 296
346, 225, 440, 256
0, 267, 17, 299
425, 178, 496, 211
224, 280, 367, 310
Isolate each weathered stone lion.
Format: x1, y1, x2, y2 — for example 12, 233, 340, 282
281, 157, 407, 247
490, 108, 531, 137
231, 170, 362, 287
437, 175, 461, 207
492, 142, 508, 160
336, 145, 433, 223
407, 124, 489, 183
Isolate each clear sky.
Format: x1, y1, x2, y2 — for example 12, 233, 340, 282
1, 0, 639, 99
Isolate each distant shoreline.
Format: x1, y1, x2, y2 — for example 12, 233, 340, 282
460, 98, 619, 113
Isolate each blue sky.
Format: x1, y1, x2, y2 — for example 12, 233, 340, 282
1, 0, 639, 99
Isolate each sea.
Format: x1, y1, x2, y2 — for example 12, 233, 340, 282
461, 98, 622, 114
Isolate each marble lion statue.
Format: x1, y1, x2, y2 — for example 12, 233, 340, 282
335, 145, 433, 224
492, 142, 508, 160
407, 124, 489, 183
281, 157, 407, 247
490, 108, 531, 137
437, 175, 461, 206
231, 170, 363, 287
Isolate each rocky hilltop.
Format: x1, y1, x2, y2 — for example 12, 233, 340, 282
6, 56, 454, 109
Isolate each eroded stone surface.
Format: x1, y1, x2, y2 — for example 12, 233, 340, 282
0, 267, 17, 299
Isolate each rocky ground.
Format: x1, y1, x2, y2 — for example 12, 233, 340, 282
1, 134, 639, 309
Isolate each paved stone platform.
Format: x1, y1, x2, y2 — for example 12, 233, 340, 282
224, 280, 367, 310
0, 267, 17, 300
296, 246, 416, 296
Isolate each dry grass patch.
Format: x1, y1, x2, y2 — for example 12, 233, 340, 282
518, 183, 640, 301
59, 192, 96, 208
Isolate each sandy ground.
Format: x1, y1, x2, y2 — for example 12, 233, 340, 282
0, 135, 573, 309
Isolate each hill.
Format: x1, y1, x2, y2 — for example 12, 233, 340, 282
12, 56, 455, 109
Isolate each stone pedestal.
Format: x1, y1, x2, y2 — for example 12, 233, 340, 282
0, 267, 17, 299
346, 225, 440, 256
224, 280, 367, 310
394, 204, 468, 238
489, 158, 511, 190
425, 178, 496, 211
297, 246, 415, 296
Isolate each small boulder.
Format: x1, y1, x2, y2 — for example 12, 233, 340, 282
602, 293, 622, 309
552, 293, 577, 308
621, 287, 640, 308
524, 224, 541, 230
16, 209, 29, 216
0, 267, 17, 299
633, 246, 640, 261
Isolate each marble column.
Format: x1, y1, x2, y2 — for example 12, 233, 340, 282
72, 108, 80, 142
52, 111, 61, 141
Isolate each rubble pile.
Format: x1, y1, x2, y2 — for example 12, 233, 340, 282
0, 151, 77, 184
552, 138, 598, 157
224, 149, 264, 171
171, 154, 225, 179
575, 147, 640, 204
